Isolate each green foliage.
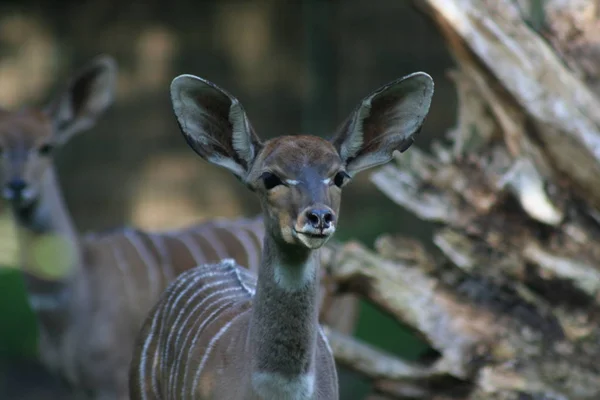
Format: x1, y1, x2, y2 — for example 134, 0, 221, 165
0, 269, 38, 359
356, 300, 430, 360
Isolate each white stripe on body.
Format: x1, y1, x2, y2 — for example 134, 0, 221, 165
133, 221, 263, 398
193, 226, 229, 259
166, 280, 240, 396
174, 231, 207, 265
178, 265, 256, 398
138, 302, 162, 400
147, 233, 175, 284
109, 237, 137, 313
190, 310, 249, 399
176, 292, 248, 399
135, 261, 256, 398
125, 230, 162, 302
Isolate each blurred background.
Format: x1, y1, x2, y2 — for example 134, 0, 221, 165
0, 0, 456, 398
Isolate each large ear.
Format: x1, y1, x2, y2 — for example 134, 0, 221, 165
170, 74, 262, 180
45, 55, 117, 144
330, 72, 434, 176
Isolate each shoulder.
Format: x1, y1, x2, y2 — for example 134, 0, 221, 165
163, 258, 256, 300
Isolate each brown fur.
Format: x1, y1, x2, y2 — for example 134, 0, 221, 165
129, 71, 434, 399
0, 57, 359, 400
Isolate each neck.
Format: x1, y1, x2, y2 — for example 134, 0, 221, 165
249, 234, 320, 397
10, 166, 81, 312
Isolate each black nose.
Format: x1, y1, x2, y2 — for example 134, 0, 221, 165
305, 208, 334, 230
7, 179, 26, 193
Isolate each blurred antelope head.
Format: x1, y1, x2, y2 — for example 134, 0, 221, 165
0, 56, 116, 209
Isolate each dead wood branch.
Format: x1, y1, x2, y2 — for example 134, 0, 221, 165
413, 0, 600, 212
325, 1, 600, 397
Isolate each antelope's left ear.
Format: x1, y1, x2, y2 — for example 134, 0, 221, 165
330, 72, 434, 176
46, 55, 117, 144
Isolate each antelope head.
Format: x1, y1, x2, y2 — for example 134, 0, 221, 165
171, 73, 434, 252
0, 55, 116, 209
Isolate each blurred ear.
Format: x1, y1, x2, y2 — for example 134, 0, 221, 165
170, 74, 262, 180
330, 72, 434, 176
46, 55, 117, 144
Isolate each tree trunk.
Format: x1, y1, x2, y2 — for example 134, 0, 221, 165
324, 0, 600, 398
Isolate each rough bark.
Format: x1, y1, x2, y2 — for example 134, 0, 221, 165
322, 0, 600, 398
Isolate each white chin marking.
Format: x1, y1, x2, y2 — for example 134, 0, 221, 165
294, 225, 335, 249
297, 234, 330, 249
22, 187, 36, 202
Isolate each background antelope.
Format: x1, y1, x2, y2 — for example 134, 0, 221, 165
0, 56, 357, 399
130, 71, 434, 399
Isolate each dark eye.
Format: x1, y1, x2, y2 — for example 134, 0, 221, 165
38, 143, 54, 156
333, 171, 350, 188
261, 172, 283, 190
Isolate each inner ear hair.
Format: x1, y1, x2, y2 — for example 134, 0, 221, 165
47, 55, 117, 141
331, 72, 434, 174
170, 74, 262, 180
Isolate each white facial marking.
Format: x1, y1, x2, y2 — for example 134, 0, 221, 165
295, 232, 334, 250
23, 187, 35, 201
296, 223, 336, 237
281, 226, 295, 243
322, 178, 331, 185
285, 179, 299, 186
294, 222, 336, 250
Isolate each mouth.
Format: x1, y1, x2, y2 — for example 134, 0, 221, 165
298, 232, 328, 239
293, 228, 335, 249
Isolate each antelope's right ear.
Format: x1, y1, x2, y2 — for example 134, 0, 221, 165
46, 55, 117, 144
170, 74, 262, 180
